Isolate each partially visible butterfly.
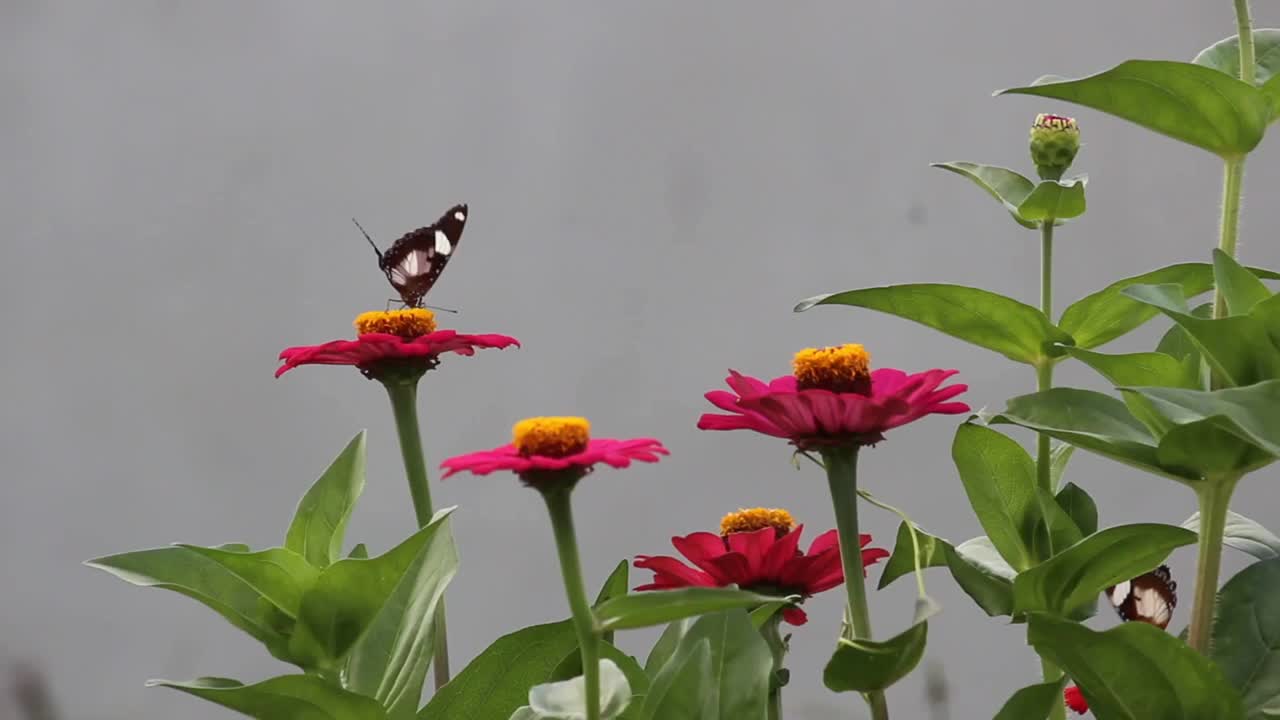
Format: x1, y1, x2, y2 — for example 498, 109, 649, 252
1105, 564, 1177, 630
355, 203, 468, 308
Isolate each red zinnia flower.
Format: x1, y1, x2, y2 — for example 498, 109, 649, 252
275, 309, 518, 379
697, 344, 968, 448
1063, 685, 1088, 715
441, 416, 668, 483
634, 508, 889, 625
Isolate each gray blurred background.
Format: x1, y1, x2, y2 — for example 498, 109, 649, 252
4, 2, 1280, 718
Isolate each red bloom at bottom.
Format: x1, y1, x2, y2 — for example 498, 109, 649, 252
635, 510, 888, 626
1064, 685, 1088, 715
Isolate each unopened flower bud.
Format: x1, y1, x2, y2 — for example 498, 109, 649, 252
1030, 113, 1080, 180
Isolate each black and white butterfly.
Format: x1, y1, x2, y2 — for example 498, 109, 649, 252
356, 203, 468, 308
1105, 564, 1177, 630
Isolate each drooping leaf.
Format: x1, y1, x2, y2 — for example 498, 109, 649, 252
148, 675, 389, 720
640, 610, 772, 720
794, 284, 1071, 365
951, 423, 1041, 571
930, 162, 1038, 228
594, 587, 792, 632
1193, 30, 1280, 86
1214, 249, 1274, 316
1183, 511, 1280, 561
286, 432, 367, 569
824, 598, 935, 693
528, 659, 631, 720
1012, 524, 1196, 617
1212, 558, 1280, 718
173, 546, 319, 619
1154, 417, 1275, 478
946, 537, 1016, 617
878, 521, 947, 590
1125, 381, 1280, 458
993, 679, 1068, 720
1029, 614, 1246, 720
1017, 178, 1087, 222
997, 60, 1271, 156
1055, 483, 1098, 537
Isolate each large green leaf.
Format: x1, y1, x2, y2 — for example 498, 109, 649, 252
1193, 30, 1280, 86
344, 513, 458, 719
1212, 558, 1280, 718
1055, 483, 1098, 537
174, 546, 319, 618
595, 587, 791, 632
823, 598, 935, 693
794, 284, 1071, 365
951, 424, 1041, 571
998, 60, 1271, 156
148, 675, 389, 720
1017, 178, 1087, 222
1214, 249, 1273, 316
993, 679, 1068, 720
1065, 348, 1199, 390
1183, 511, 1280, 561
286, 432, 366, 569
527, 659, 632, 720
1125, 381, 1280, 458
293, 509, 454, 668
930, 162, 1038, 228
1029, 614, 1246, 720
1154, 418, 1275, 478
1012, 524, 1195, 617
640, 610, 772, 720
641, 639, 714, 720
420, 620, 579, 720
946, 537, 1016, 617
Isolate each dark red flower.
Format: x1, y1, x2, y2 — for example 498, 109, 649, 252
1064, 685, 1088, 715
440, 416, 667, 481
635, 515, 889, 626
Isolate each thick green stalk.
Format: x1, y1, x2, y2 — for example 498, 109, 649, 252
1235, 0, 1256, 85
822, 447, 889, 720
1212, 156, 1247, 323
1187, 476, 1239, 653
761, 615, 787, 720
1037, 222, 1066, 720
542, 485, 600, 720
384, 381, 451, 688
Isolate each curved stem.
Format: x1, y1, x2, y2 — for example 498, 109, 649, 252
857, 489, 927, 598
1187, 476, 1239, 653
1235, 0, 1256, 85
542, 485, 600, 720
821, 447, 889, 720
383, 381, 450, 688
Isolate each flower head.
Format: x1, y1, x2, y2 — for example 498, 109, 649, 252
1030, 113, 1080, 180
635, 508, 889, 625
1064, 685, 1088, 715
440, 416, 668, 486
697, 345, 969, 449
276, 309, 518, 381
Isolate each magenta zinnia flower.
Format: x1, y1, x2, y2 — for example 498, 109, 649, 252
635, 508, 888, 626
1064, 685, 1088, 715
697, 344, 969, 448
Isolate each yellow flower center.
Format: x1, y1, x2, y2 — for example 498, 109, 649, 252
720, 507, 795, 536
513, 417, 591, 458
354, 309, 437, 338
792, 344, 872, 393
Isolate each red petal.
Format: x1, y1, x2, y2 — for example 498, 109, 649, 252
725, 527, 775, 577
781, 607, 809, 625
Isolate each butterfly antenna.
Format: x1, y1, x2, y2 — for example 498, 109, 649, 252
351, 218, 382, 261
425, 304, 460, 314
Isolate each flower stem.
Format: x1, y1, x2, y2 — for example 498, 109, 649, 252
383, 381, 451, 688
761, 615, 787, 720
821, 447, 889, 720
1235, 0, 1256, 85
1187, 476, 1239, 653
541, 484, 600, 720
1037, 222, 1066, 720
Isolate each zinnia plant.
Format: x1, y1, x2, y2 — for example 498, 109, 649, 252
84, 1, 1280, 719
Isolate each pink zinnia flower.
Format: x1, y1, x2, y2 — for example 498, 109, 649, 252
635, 508, 888, 626
1064, 685, 1088, 715
697, 344, 968, 448
441, 416, 667, 485
275, 309, 518, 379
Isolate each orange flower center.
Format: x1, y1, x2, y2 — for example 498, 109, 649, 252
513, 417, 591, 457
720, 507, 795, 536
354, 309, 438, 338
792, 344, 872, 393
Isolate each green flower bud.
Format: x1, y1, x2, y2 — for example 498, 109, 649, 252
1029, 113, 1080, 181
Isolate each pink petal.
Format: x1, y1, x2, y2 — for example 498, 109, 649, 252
781, 607, 809, 626
725, 527, 775, 577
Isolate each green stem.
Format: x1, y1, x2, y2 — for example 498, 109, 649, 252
1037, 222, 1066, 720
761, 615, 787, 720
1235, 0, 1256, 85
821, 447, 889, 720
383, 381, 451, 688
542, 484, 600, 720
1187, 476, 1239, 654
1212, 156, 1247, 323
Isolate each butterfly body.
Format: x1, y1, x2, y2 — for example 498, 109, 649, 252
362, 203, 468, 308
1105, 564, 1177, 629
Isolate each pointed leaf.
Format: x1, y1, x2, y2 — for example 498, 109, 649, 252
1065, 348, 1199, 389
1193, 30, 1280, 86
594, 561, 630, 606
1214, 249, 1273, 316
1212, 558, 1280, 718
795, 284, 1071, 365
348, 544, 369, 560
1013, 524, 1195, 616
1017, 178, 1087, 222
1184, 511, 1280, 561
947, 537, 1016, 617
174, 546, 319, 618
641, 610, 771, 720
994, 679, 1068, 720
286, 432, 366, 569
824, 598, 935, 693
951, 423, 1041, 571
1055, 483, 1098, 537
1031, 486, 1084, 563
595, 587, 792, 632
1050, 442, 1075, 491
878, 521, 947, 590
643, 618, 695, 677
148, 675, 389, 720
641, 639, 715, 720
930, 162, 1037, 228
998, 60, 1271, 156
1029, 614, 1246, 720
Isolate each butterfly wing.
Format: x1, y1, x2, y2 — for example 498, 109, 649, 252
1105, 565, 1176, 629
379, 203, 468, 307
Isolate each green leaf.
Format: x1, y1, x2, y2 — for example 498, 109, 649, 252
643, 618, 695, 676
594, 561, 630, 606
1213, 558, 1280, 718
1215, 249, 1274, 316
1055, 483, 1098, 537
1158, 303, 1213, 363
824, 598, 935, 693
997, 60, 1271, 156
993, 679, 1068, 720
794, 284, 1071, 365
1183, 511, 1280, 561
1193, 30, 1280, 86
946, 537, 1016, 617
951, 424, 1041, 571
878, 521, 947, 590
419, 620, 579, 720
1264, 74, 1280, 122
528, 659, 631, 720
293, 509, 454, 668
641, 639, 715, 720
286, 432, 367, 569
1029, 614, 1246, 720
1050, 442, 1075, 491
1031, 486, 1085, 563
148, 675, 389, 720
344, 513, 458, 719
1125, 381, 1280, 458
1154, 418, 1275, 478
86, 546, 292, 658
1012, 524, 1195, 616
349, 544, 369, 560
1017, 178, 1087, 222
1065, 348, 1199, 390
640, 610, 772, 720
930, 162, 1038, 228
595, 587, 792, 632
174, 546, 319, 618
